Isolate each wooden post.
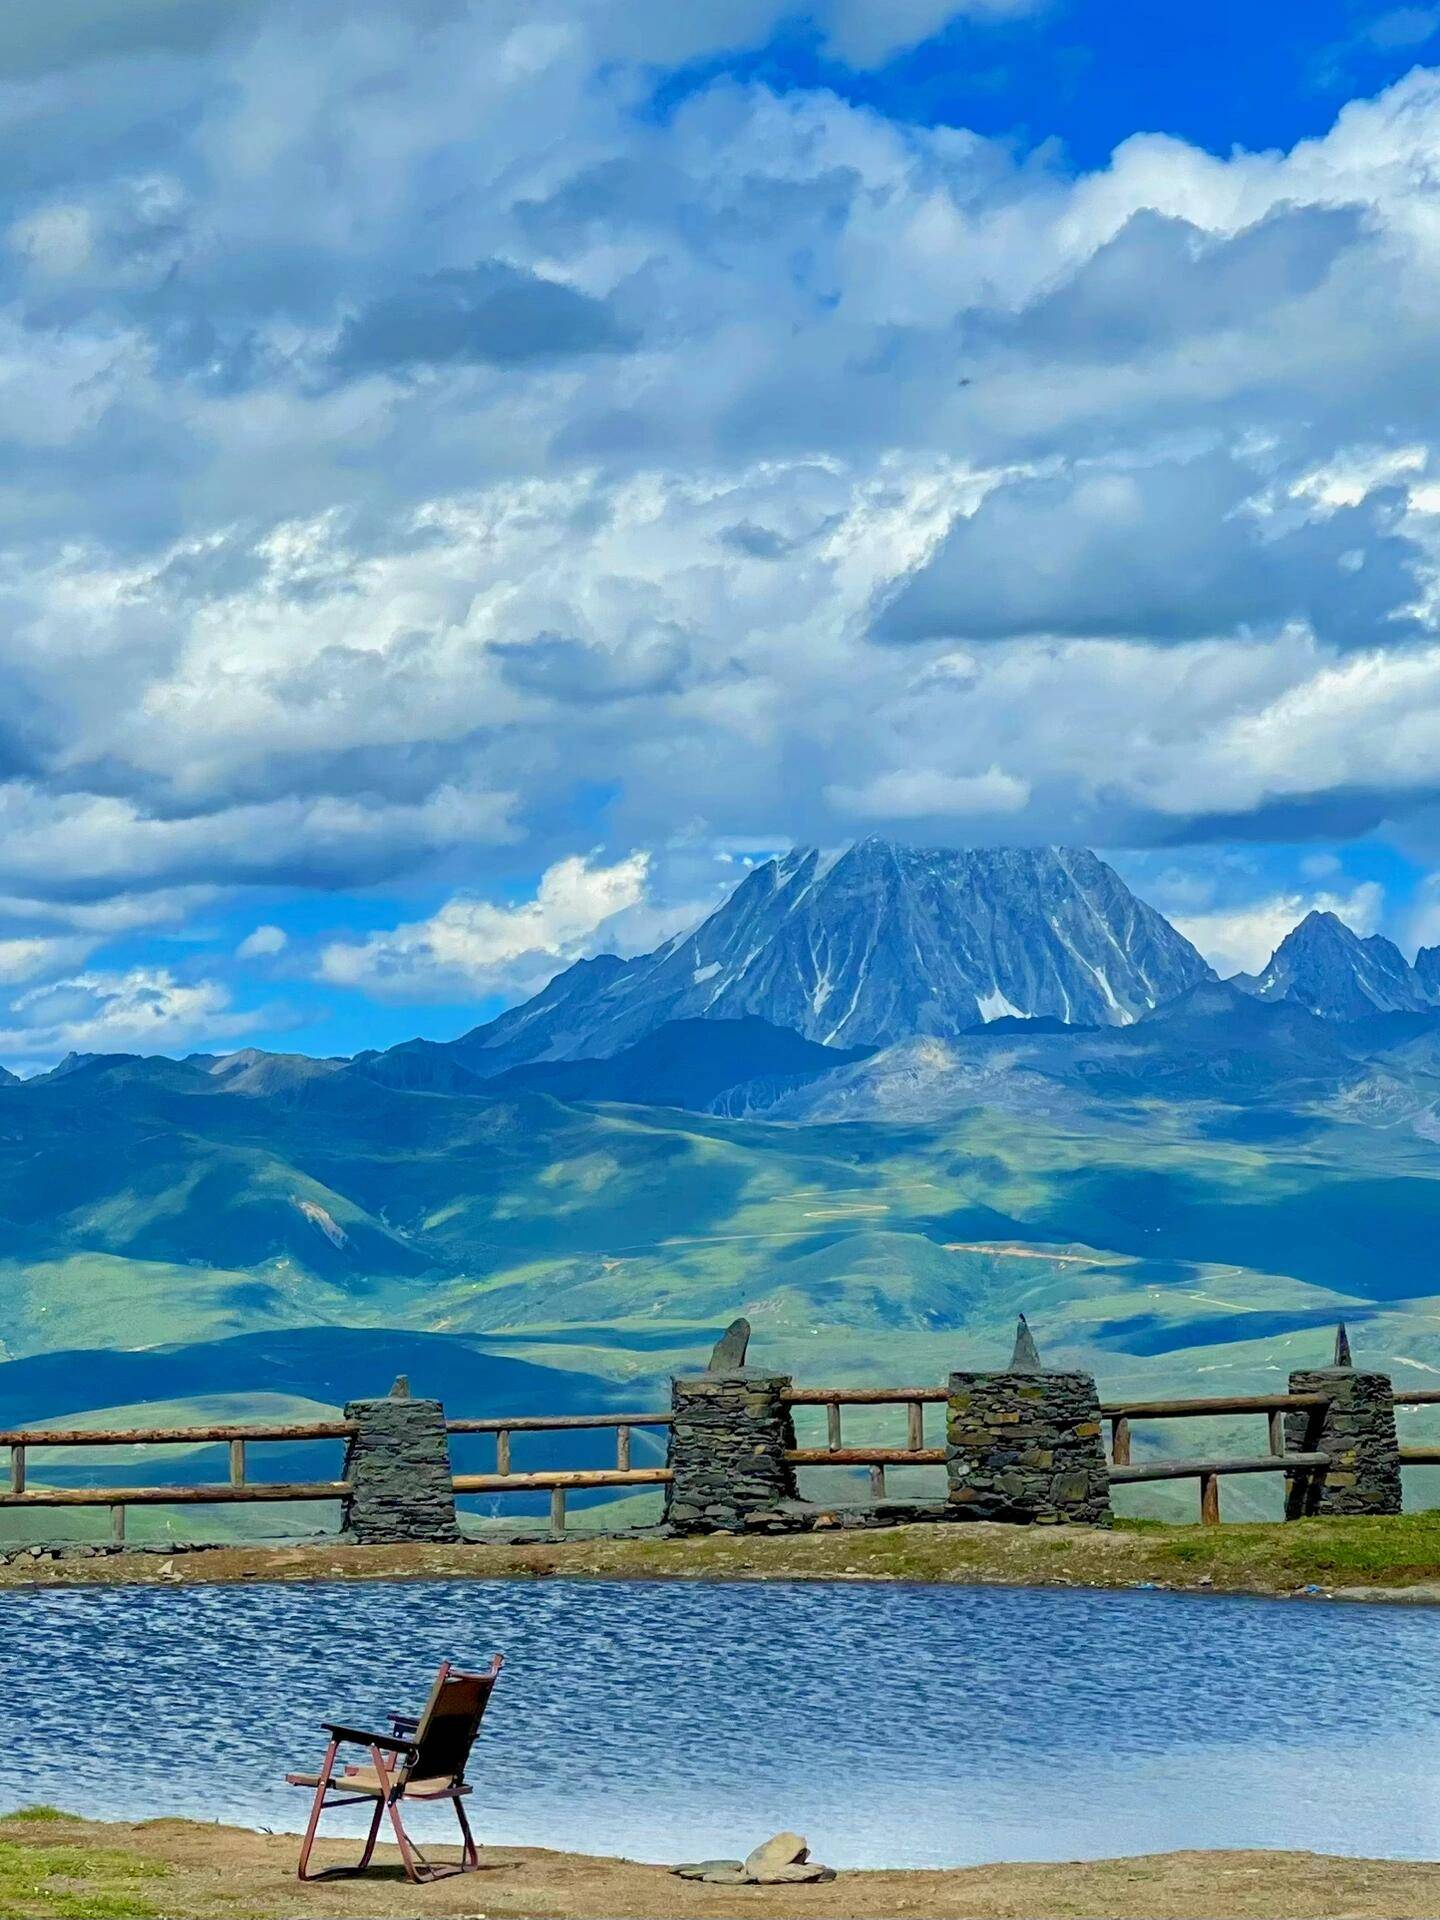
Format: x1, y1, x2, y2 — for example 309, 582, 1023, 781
8, 1445, 22, 1496
1110, 1415, 1131, 1466
615, 1425, 631, 1471
549, 1487, 566, 1536
906, 1401, 924, 1450
111, 1504, 126, 1546
495, 1430, 510, 1476
228, 1439, 246, 1487
826, 1403, 842, 1452
1268, 1409, 1285, 1456
1200, 1472, 1220, 1525
869, 1465, 886, 1500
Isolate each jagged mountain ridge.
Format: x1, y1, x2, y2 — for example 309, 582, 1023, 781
1236, 911, 1435, 1019
412, 840, 1215, 1079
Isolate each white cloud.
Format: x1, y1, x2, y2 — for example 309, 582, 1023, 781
1173, 882, 1385, 977
236, 923, 287, 958
1, 12, 1440, 950
0, 936, 93, 985
826, 766, 1030, 819
319, 851, 651, 1000
0, 967, 261, 1065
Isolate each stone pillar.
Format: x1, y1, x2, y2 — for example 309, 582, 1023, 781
1285, 1327, 1400, 1519
945, 1318, 1111, 1526
664, 1372, 797, 1535
341, 1383, 459, 1544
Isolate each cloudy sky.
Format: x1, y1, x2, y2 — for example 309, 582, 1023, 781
3, 0, 1440, 1067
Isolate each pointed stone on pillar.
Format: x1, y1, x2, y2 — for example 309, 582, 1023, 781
1332, 1323, 1353, 1368
1009, 1314, 1042, 1372
706, 1317, 752, 1374
389, 1374, 411, 1398
948, 1317, 1110, 1527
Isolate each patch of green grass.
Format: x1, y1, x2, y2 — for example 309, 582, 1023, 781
0, 1837, 166, 1918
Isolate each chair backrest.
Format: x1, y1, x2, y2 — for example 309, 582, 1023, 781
403, 1656, 503, 1785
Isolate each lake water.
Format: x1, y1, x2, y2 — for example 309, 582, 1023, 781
2, 1576, 1437, 1869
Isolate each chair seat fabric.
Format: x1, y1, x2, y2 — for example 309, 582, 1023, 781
286, 1768, 467, 1799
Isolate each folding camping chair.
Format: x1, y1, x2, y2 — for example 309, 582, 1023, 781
286, 1655, 503, 1883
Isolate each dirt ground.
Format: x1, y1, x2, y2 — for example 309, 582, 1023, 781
5, 1511, 1440, 1600
5, 1811, 1440, 1920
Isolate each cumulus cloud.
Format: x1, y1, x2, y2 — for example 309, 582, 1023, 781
878, 455, 1423, 650
0, 936, 93, 985
319, 851, 651, 999
826, 766, 1030, 819
0, 966, 260, 1065
329, 262, 635, 376
236, 922, 286, 957
2, 2, 1440, 1011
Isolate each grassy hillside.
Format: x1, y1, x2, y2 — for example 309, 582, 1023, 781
3, 1051, 1440, 1536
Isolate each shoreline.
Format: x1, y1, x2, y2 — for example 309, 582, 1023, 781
4, 1810, 1440, 1918
4, 1512, 1440, 1600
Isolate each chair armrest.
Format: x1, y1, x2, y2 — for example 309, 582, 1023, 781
388, 1713, 420, 1733
322, 1723, 416, 1754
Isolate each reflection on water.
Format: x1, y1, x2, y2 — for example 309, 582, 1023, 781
2, 1576, 1438, 1868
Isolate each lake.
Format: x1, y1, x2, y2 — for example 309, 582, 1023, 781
2, 1576, 1438, 1869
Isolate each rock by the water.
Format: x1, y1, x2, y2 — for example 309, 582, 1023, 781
673, 1831, 837, 1886
672, 1860, 745, 1881
743, 1832, 809, 1877
706, 1317, 751, 1373
1333, 1322, 1353, 1368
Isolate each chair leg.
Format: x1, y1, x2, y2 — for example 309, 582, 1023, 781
385, 1797, 430, 1884
296, 1741, 339, 1881
355, 1798, 385, 1873
454, 1796, 479, 1871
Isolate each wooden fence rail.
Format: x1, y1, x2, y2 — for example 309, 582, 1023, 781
781, 1387, 944, 1498
0, 1419, 356, 1544
447, 1411, 672, 1535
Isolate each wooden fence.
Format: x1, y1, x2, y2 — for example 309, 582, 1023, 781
0, 1419, 355, 1543
446, 1412, 672, 1534
2, 1377, 1438, 1540
781, 1386, 947, 1497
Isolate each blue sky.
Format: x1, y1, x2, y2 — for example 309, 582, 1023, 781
2, 0, 1440, 1067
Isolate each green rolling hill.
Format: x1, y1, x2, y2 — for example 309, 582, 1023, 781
6, 1000, 1440, 1535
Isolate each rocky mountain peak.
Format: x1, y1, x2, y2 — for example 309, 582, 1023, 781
433, 839, 1214, 1078
1239, 909, 1431, 1020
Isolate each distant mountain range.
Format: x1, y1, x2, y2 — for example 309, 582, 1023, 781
348, 846, 1440, 1099
1236, 910, 1440, 1020
363, 842, 1215, 1091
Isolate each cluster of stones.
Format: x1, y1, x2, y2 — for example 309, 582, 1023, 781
663, 1370, 798, 1534
945, 1321, 1111, 1525
1285, 1357, 1402, 1518
673, 1832, 836, 1887
0, 1539, 219, 1565
340, 1382, 460, 1544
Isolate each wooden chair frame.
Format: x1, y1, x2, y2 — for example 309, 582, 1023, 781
286, 1655, 502, 1884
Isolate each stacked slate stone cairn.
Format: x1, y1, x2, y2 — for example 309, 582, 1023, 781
663, 1318, 800, 1534
673, 1831, 836, 1886
945, 1315, 1112, 1524
340, 1374, 460, 1544
1285, 1322, 1403, 1518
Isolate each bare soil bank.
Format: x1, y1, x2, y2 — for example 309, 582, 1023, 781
4, 1512, 1440, 1598
4, 1811, 1440, 1920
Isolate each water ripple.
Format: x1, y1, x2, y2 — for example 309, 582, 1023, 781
2, 1578, 1437, 1868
